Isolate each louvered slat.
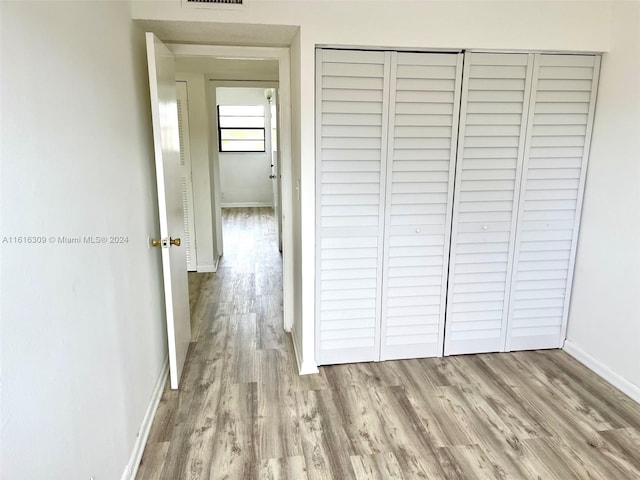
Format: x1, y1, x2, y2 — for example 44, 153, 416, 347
316, 49, 391, 365
380, 52, 462, 360
176, 82, 198, 272
444, 53, 534, 355
506, 54, 600, 350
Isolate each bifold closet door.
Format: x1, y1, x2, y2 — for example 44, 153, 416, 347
505, 54, 600, 350
445, 53, 534, 355
380, 52, 462, 360
316, 49, 391, 365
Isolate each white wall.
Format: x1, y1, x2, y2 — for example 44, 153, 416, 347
1, 2, 166, 479
175, 72, 219, 269
175, 56, 278, 80
217, 87, 273, 207
132, 1, 615, 372
566, 1, 640, 400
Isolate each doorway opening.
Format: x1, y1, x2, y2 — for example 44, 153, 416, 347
145, 33, 297, 389
213, 84, 283, 252
170, 44, 294, 342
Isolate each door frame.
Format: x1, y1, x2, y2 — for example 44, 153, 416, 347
168, 44, 295, 332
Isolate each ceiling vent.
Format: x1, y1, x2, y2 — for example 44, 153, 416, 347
186, 0, 244, 4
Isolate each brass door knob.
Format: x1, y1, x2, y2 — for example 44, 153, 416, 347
151, 239, 162, 247
170, 237, 181, 247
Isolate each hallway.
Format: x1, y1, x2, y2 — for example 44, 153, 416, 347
137, 208, 640, 480
137, 207, 324, 479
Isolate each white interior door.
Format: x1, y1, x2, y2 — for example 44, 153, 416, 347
146, 32, 191, 389
176, 81, 198, 272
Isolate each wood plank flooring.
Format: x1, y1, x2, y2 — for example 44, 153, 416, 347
137, 207, 640, 480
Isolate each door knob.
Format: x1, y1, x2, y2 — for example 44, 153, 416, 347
269, 174, 276, 179
151, 237, 180, 247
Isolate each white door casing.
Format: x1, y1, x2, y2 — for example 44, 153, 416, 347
146, 32, 191, 389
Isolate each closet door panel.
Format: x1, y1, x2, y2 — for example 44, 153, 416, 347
380, 52, 463, 360
316, 49, 391, 365
444, 53, 533, 355
506, 54, 600, 351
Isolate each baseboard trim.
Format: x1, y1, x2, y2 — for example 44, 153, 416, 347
563, 340, 640, 404
290, 326, 319, 375
122, 358, 169, 480
221, 202, 273, 208
196, 257, 219, 273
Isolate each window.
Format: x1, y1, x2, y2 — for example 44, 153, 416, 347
217, 105, 265, 152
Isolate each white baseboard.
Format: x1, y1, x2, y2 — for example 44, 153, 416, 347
121, 358, 169, 480
221, 202, 273, 208
563, 340, 640, 404
197, 259, 219, 273
290, 327, 319, 376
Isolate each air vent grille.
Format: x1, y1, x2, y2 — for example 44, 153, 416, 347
187, 0, 243, 3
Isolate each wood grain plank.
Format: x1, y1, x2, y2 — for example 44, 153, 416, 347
324, 381, 390, 455
597, 427, 640, 477
136, 442, 170, 480
208, 382, 258, 480
370, 386, 448, 479
295, 389, 356, 480
146, 381, 178, 444
435, 444, 507, 480
350, 452, 405, 480
257, 295, 286, 350
255, 348, 303, 460
228, 313, 257, 384
260, 456, 309, 480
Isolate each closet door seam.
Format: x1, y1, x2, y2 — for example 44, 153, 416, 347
378, 51, 397, 361
500, 53, 537, 351
375, 51, 394, 361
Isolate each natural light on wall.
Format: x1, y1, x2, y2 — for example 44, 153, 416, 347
217, 105, 266, 152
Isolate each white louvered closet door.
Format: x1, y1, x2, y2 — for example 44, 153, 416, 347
176, 81, 198, 272
316, 49, 391, 365
506, 54, 600, 351
444, 53, 534, 355
380, 52, 463, 360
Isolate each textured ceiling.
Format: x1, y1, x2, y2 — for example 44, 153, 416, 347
135, 20, 299, 47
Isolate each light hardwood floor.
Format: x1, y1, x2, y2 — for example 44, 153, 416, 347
137, 207, 640, 480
